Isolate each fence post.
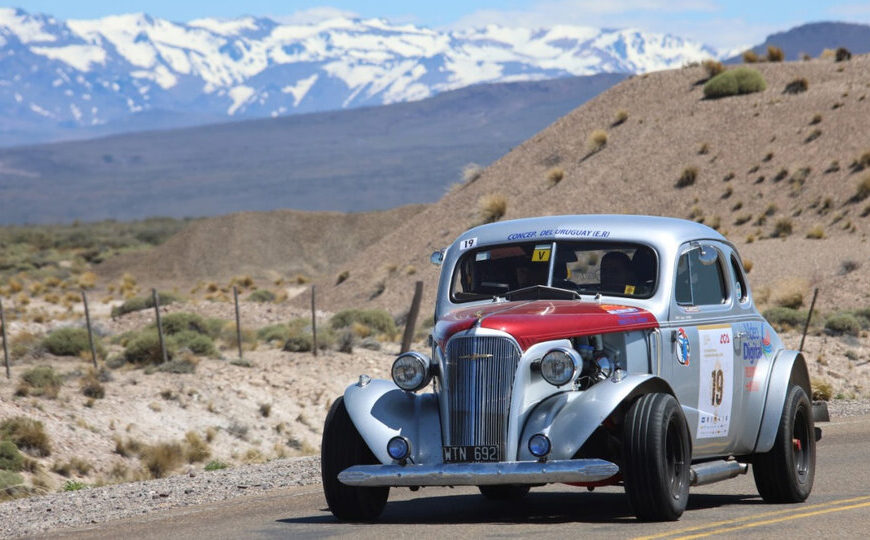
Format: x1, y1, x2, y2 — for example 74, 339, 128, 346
1, 298, 9, 379
81, 290, 98, 368
311, 286, 318, 357
799, 288, 819, 353
400, 281, 424, 354
152, 288, 168, 364
233, 286, 243, 360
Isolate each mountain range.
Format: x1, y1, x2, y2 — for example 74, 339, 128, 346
0, 7, 721, 145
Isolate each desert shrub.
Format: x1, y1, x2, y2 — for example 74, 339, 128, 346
173, 331, 216, 356
825, 313, 861, 336
835, 47, 852, 62
766, 45, 784, 62
698, 143, 710, 155
675, 166, 698, 188
257, 324, 291, 345
111, 292, 180, 318
42, 327, 100, 358
0, 417, 51, 457
0, 471, 23, 492
547, 167, 565, 186
587, 129, 608, 152
702, 59, 724, 78
155, 312, 219, 338
840, 260, 861, 275
812, 380, 833, 401
335, 270, 349, 285
219, 323, 256, 351
9, 332, 43, 360
259, 403, 271, 418
0, 441, 23, 472
462, 163, 483, 184
330, 309, 397, 335
17, 366, 63, 399
810, 113, 822, 125
703, 68, 767, 99
63, 480, 87, 491
156, 354, 198, 374
123, 330, 176, 365
612, 109, 628, 126
477, 193, 507, 224
772, 218, 793, 238
856, 174, 870, 201
204, 460, 227, 471
184, 432, 210, 463
763, 307, 807, 331
806, 225, 825, 239
80, 372, 105, 399
784, 78, 808, 94
77, 271, 97, 289
742, 50, 758, 63
52, 457, 92, 477
247, 289, 276, 303
771, 278, 806, 309
336, 329, 354, 354
283, 333, 312, 352
140, 442, 184, 478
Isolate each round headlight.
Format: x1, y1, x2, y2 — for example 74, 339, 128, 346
391, 352, 431, 391
528, 433, 551, 458
540, 348, 579, 386
387, 436, 411, 461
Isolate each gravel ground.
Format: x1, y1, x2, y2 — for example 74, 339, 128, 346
2, 401, 867, 538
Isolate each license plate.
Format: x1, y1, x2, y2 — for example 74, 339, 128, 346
443, 445, 499, 462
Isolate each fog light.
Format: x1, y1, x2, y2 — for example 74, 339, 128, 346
387, 436, 411, 461
528, 434, 551, 458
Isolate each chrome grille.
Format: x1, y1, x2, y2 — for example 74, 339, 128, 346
443, 336, 520, 460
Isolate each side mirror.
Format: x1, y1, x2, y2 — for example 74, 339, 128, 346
430, 250, 444, 266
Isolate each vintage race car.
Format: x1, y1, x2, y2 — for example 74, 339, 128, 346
321, 215, 819, 522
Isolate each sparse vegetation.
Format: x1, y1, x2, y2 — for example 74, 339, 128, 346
330, 309, 397, 336
111, 292, 180, 318
612, 109, 629, 126
810, 113, 822, 125
675, 166, 698, 188
80, 371, 105, 399
702, 59, 724, 79
183, 432, 211, 463
586, 129, 608, 152
63, 480, 87, 491
462, 163, 483, 184
477, 193, 508, 224
123, 330, 176, 365
247, 289, 276, 303
772, 218, 793, 238
140, 442, 184, 478
812, 380, 833, 401
805, 129, 821, 143
806, 225, 825, 239
42, 327, 102, 358
771, 278, 807, 309
825, 313, 861, 336
335, 270, 349, 285
0, 417, 51, 457
856, 174, 870, 201
784, 78, 808, 94
835, 47, 852, 62
204, 460, 227, 471
703, 68, 767, 99
840, 260, 861, 275
0, 441, 24, 472
766, 46, 784, 62
16, 366, 63, 399
546, 167, 565, 186
742, 50, 759, 63
763, 307, 807, 331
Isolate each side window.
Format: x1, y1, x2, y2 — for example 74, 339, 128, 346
731, 255, 749, 303
675, 246, 727, 306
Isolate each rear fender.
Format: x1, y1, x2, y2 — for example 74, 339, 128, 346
343, 379, 442, 465
518, 374, 676, 461
753, 350, 810, 453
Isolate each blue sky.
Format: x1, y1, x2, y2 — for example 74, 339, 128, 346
13, 1, 870, 49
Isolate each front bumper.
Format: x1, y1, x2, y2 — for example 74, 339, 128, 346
338, 459, 619, 487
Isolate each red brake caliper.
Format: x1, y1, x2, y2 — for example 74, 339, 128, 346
793, 438, 802, 452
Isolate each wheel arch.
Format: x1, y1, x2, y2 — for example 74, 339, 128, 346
753, 349, 810, 454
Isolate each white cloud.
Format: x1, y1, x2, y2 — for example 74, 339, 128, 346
272, 7, 360, 25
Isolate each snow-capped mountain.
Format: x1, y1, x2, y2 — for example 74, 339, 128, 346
0, 7, 722, 142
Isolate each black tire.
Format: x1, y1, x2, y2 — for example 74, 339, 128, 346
622, 393, 691, 521
478, 484, 531, 500
752, 385, 815, 503
321, 397, 389, 521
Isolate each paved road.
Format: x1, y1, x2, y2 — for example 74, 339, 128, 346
45, 415, 870, 539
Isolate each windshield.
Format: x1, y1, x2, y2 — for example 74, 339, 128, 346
451, 241, 658, 303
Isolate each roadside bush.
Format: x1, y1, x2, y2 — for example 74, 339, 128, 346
173, 331, 216, 356
0, 471, 23, 492
784, 78, 808, 94
140, 442, 184, 478
586, 129, 608, 152
766, 45, 784, 62
42, 327, 101, 358
204, 460, 227, 471
742, 50, 759, 63
702, 59, 724, 79
335, 270, 350, 285
477, 193, 507, 224
330, 309, 397, 335
247, 289, 276, 303
283, 333, 313, 353
825, 313, 861, 336
111, 291, 180, 318
703, 68, 767, 99
80, 371, 105, 399
835, 47, 852, 62
0, 417, 51, 457
156, 354, 198, 374
812, 380, 833, 401
771, 278, 806, 309
0, 441, 23, 472
17, 366, 63, 399
763, 307, 807, 331
123, 330, 176, 365
155, 312, 221, 338
772, 218, 793, 238
257, 324, 291, 345
183, 432, 210, 463
675, 166, 698, 188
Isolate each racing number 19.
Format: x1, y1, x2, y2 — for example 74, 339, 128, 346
711, 369, 724, 406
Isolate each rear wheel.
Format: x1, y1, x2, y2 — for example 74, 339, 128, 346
622, 393, 691, 521
752, 385, 815, 503
321, 397, 389, 521
478, 484, 530, 500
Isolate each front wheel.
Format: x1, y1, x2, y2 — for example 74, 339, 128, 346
752, 385, 815, 503
321, 397, 389, 521
622, 393, 691, 521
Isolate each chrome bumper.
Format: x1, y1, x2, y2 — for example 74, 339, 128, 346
338, 459, 619, 487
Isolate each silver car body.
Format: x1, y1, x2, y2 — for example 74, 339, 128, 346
339, 215, 809, 486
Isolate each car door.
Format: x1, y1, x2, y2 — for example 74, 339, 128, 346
667, 242, 738, 458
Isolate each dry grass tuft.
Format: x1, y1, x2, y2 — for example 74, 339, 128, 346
183, 432, 211, 463
462, 163, 484, 184
742, 50, 759, 63
612, 109, 629, 126
586, 129, 608, 152
675, 166, 698, 188
856, 174, 870, 201
806, 224, 825, 239
702, 59, 724, 79
0, 417, 51, 457
784, 78, 808, 94
546, 167, 565, 186
771, 277, 808, 309
766, 45, 785, 62
477, 193, 507, 224
140, 442, 184, 478
771, 218, 793, 238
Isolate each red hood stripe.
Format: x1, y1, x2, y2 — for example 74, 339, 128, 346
435, 300, 659, 350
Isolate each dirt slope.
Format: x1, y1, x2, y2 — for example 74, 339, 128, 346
307, 56, 870, 316
98, 205, 425, 286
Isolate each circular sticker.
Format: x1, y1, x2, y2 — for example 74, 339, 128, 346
676, 328, 690, 366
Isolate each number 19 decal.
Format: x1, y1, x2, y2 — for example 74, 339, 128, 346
711, 369, 724, 406
460, 237, 477, 250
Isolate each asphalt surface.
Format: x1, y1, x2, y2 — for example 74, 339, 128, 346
42, 415, 870, 539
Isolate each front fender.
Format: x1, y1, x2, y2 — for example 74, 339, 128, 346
753, 350, 810, 453
343, 379, 442, 465
518, 373, 674, 461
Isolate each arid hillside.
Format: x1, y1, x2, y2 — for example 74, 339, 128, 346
308, 55, 870, 317
98, 205, 425, 285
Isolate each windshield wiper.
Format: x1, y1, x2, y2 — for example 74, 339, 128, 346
500, 285, 581, 302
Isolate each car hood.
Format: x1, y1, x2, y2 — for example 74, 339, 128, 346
434, 300, 659, 350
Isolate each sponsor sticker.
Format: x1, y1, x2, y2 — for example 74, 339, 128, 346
531, 244, 551, 262
600, 304, 640, 315
460, 237, 477, 251
697, 324, 733, 439
676, 328, 690, 366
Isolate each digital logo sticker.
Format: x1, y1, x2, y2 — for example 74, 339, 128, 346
676, 328, 690, 366
762, 328, 774, 358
